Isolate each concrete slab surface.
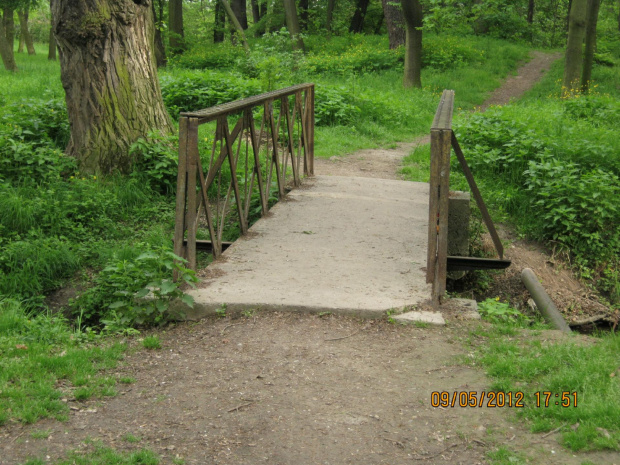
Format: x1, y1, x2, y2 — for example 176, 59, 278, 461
392, 311, 446, 326
185, 175, 431, 318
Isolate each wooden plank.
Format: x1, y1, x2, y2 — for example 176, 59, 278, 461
182, 83, 314, 122
267, 100, 284, 198
431, 90, 455, 130
451, 132, 504, 259
435, 128, 452, 303
222, 117, 248, 234
186, 118, 199, 271
197, 154, 220, 258
173, 117, 190, 278
308, 85, 315, 176
427, 129, 441, 284
284, 96, 299, 186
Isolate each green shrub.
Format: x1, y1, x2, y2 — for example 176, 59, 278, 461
129, 132, 179, 195
314, 87, 360, 126
0, 98, 70, 148
72, 247, 197, 330
169, 43, 244, 70
160, 71, 261, 117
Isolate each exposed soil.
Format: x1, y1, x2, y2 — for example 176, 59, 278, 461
2, 52, 617, 465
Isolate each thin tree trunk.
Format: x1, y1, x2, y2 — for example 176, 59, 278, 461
581, 0, 600, 92
48, 25, 56, 60
299, 0, 309, 31
283, 0, 304, 51
251, 0, 261, 23
0, 10, 17, 71
51, 0, 173, 174
169, 0, 185, 53
326, 0, 335, 33
265, 0, 275, 33
402, 0, 422, 88
220, 0, 250, 52
18, 10, 35, 55
563, 0, 587, 94
375, 9, 384, 34
18, 25, 24, 52
152, 0, 167, 67
381, 0, 405, 49
231, 0, 248, 29
527, 0, 535, 23
214, 0, 225, 42
349, 0, 370, 33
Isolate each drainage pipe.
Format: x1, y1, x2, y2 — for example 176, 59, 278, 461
521, 268, 571, 333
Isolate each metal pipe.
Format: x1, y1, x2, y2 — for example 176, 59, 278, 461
521, 268, 571, 333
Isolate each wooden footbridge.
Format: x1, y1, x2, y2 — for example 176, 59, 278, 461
172, 84, 509, 318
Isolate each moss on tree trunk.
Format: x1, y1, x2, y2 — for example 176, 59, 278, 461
51, 0, 173, 174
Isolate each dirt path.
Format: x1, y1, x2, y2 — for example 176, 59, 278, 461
2, 52, 616, 465
314, 51, 562, 182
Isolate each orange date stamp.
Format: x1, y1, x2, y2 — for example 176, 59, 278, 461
430, 391, 578, 408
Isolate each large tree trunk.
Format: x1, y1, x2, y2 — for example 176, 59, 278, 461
51, 0, 173, 174
214, 0, 225, 42
169, 0, 185, 53
0, 9, 17, 72
563, 0, 587, 94
152, 0, 167, 67
231, 0, 248, 29
283, 0, 304, 51
381, 0, 405, 49
220, 0, 250, 51
18, 10, 35, 55
48, 25, 56, 60
326, 0, 335, 33
349, 0, 370, 33
251, 0, 261, 24
581, 0, 600, 92
402, 0, 422, 88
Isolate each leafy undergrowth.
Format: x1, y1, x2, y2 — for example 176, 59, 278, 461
468, 299, 620, 452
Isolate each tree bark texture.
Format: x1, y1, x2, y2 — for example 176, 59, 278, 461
563, 0, 587, 93
214, 0, 225, 42
51, 0, 173, 174
220, 0, 250, 51
0, 9, 17, 72
48, 24, 56, 60
402, 0, 422, 88
18, 10, 35, 54
231, 0, 248, 29
581, 0, 600, 92
349, 0, 369, 32
326, 0, 335, 33
152, 0, 166, 66
169, 0, 185, 53
283, 0, 304, 51
381, 0, 405, 49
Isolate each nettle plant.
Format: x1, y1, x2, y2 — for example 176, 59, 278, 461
73, 248, 197, 331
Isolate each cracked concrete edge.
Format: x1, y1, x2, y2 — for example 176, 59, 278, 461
168, 300, 415, 321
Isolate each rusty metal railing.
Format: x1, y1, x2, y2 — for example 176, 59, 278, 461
173, 83, 315, 271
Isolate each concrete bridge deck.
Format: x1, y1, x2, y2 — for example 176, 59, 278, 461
185, 175, 432, 319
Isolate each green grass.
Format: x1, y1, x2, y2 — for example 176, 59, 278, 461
142, 336, 161, 350
0, 42, 63, 103
469, 319, 620, 451
23, 440, 160, 465
0, 299, 126, 425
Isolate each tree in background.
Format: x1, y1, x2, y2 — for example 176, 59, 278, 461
16, 0, 34, 54
153, 0, 167, 66
382, 0, 405, 48
169, 0, 185, 53
0, 3, 18, 71
231, 0, 248, 30
581, 0, 600, 92
349, 0, 370, 32
326, 0, 335, 33
214, 0, 225, 42
220, 0, 250, 51
402, 0, 422, 87
563, 0, 587, 93
283, 0, 304, 50
51, 0, 173, 174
